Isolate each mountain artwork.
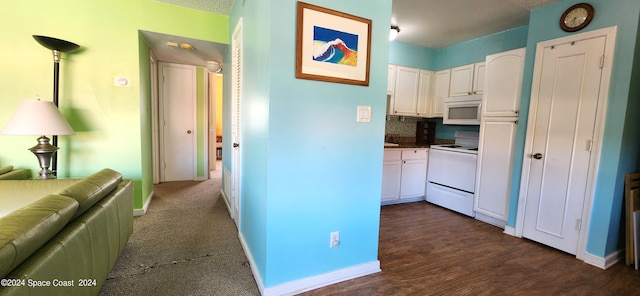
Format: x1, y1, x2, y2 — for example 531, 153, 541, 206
312, 26, 358, 67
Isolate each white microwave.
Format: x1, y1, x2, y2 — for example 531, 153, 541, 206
443, 95, 482, 125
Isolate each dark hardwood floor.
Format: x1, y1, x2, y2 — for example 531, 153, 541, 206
302, 202, 640, 296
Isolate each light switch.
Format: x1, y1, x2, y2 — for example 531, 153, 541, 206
357, 105, 371, 123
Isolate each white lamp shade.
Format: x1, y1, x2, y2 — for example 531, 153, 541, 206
1, 99, 74, 136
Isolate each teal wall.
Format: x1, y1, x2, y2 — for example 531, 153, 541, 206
0, 0, 228, 210
434, 26, 529, 70
226, 0, 390, 288
389, 42, 436, 69
507, 0, 640, 258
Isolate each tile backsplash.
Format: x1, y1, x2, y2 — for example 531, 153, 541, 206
385, 116, 421, 137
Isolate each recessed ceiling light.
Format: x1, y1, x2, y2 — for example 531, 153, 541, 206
180, 43, 194, 50
166, 41, 179, 47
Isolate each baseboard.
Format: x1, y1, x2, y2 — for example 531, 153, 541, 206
503, 226, 517, 237
264, 261, 381, 296
474, 213, 506, 229
381, 196, 424, 206
238, 234, 381, 296
239, 233, 266, 295
220, 189, 232, 216
583, 249, 622, 270
133, 190, 154, 216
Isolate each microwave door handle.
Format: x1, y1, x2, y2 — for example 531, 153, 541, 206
477, 103, 482, 120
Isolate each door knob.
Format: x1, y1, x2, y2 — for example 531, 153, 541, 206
187, 130, 192, 134
532, 153, 543, 159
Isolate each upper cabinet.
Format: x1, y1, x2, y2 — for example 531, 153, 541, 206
449, 62, 485, 96
388, 65, 435, 118
417, 70, 434, 117
387, 64, 396, 94
482, 48, 526, 117
392, 66, 421, 116
432, 69, 451, 117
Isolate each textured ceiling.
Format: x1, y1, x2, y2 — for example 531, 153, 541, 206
154, 0, 235, 15
392, 0, 560, 48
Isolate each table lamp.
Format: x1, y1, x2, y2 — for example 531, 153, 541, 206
1, 99, 75, 179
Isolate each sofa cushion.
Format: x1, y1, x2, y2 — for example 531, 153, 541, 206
0, 166, 13, 175
0, 179, 80, 218
0, 194, 78, 278
55, 168, 122, 220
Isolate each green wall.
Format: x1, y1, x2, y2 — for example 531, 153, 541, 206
0, 0, 228, 211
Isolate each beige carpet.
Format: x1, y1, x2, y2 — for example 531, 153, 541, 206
99, 175, 260, 296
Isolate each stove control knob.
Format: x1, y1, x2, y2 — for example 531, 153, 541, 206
532, 153, 543, 159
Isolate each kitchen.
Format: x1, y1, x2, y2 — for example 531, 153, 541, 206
382, 46, 525, 230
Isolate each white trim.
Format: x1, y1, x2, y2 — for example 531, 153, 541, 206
239, 233, 381, 296
583, 249, 622, 270
134, 191, 154, 216
221, 188, 232, 217
264, 261, 381, 296
475, 212, 506, 229
515, 26, 618, 259
239, 233, 265, 295
503, 226, 516, 237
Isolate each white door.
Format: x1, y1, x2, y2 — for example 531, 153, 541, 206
230, 20, 243, 228
160, 63, 196, 182
522, 36, 606, 255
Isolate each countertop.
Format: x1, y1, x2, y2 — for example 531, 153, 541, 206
384, 143, 432, 149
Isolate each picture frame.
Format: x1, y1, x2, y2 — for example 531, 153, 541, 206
295, 2, 372, 86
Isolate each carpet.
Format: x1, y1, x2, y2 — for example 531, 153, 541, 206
99, 177, 260, 296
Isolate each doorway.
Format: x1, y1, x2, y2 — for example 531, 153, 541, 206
516, 27, 617, 259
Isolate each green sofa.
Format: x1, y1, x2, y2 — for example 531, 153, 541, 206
0, 166, 29, 180
0, 168, 133, 296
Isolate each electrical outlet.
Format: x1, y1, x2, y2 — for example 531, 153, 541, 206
330, 231, 340, 248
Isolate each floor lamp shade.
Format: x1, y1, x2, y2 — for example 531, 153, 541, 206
1, 99, 74, 179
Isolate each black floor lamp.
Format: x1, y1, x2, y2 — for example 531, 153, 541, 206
33, 35, 79, 176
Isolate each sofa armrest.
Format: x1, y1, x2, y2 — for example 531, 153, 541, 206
0, 169, 29, 180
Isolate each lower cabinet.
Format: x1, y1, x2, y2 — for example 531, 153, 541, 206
381, 148, 428, 205
474, 118, 518, 227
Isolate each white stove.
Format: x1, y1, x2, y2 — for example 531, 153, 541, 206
429, 131, 479, 154
426, 131, 479, 217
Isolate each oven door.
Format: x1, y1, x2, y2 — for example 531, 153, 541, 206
443, 100, 482, 125
426, 182, 475, 217
427, 149, 477, 193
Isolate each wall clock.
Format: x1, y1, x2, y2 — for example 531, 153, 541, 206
559, 3, 594, 32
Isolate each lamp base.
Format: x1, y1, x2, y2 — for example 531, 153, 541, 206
29, 135, 59, 180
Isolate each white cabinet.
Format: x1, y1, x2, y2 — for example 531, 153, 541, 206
382, 148, 429, 204
482, 48, 526, 117
474, 47, 525, 228
388, 65, 435, 118
387, 64, 396, 94
474, 118, 518, 227
416, 70, 434, 117
381, 150, 402, 201
400, 149, 428, 199
449, 62, 485, 97
431, 69, 450, 117
391, 66, 420, 116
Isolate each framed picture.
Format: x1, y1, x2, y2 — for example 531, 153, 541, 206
296, 2, 372, 86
